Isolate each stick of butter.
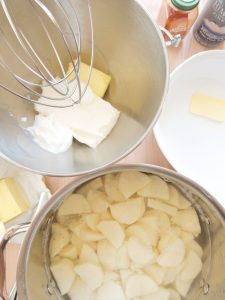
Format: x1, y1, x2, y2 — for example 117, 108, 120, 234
67, 61, 111, 98
0, 177, 29, 223
190, 92, 225, 122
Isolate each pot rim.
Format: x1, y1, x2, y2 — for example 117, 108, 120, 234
17, 163, 225, 299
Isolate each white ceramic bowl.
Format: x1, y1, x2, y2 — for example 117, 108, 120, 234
154, 50, 225, 207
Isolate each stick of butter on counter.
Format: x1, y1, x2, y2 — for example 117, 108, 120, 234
0, 177, 29, 223
190, 92, 225, 122
67, 61, 111, 98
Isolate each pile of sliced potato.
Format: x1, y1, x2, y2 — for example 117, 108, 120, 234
49, 171, 203, 300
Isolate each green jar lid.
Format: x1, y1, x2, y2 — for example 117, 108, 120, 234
171, 0, 200, 11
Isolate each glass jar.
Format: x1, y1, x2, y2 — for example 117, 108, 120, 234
165, 0, 200, 38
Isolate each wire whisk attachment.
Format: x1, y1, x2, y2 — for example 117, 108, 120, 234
0, 0, 94, 108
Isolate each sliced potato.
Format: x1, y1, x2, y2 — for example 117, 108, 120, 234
126, 223, 152, 246
187, 240, 203, 258
100, 210, 112, 220
157, 233, 185, 267
76, 177, 103, 196
97, 220, 125, 248
125, 274, 158, 299
162, 267, 177, 285
110, 198, 145, 225
75, 223, 104, 242
147, 199, 177, 216
82, 213, 100, 231
168, 185, 191, 209
70, 233, 84, 254
144, 264, 167, 285
79, 244, 99, 264
49, 223, 70, 258
179, 250, 202, 282
175, 277, 192, 297
144, 210, 171, 235
139, 216, 160, 246
118, 171, 151, 198
138, 175, 169, 201
74, 263, 103, 291
58, 194, 91, 216
56, 214, 76, 227
104, 174, 126, 202
172, 207, 201, 237
97, 280, 126, 300
115, 242, 130, 269
127, 236, 155, 266
168, 289, 181, 300
68, 277, 93, 300
120, 269, 133, 286
97, 240, 117, 271
60, 244, 78, 260
141, 288, 170, 300
50, 258, 75, 295
87, 190, 109, 213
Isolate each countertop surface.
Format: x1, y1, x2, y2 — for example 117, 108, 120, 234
5, 0, 225, 296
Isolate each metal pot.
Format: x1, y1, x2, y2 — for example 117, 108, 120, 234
1, 164, 224, 300
0, 0, 177, 176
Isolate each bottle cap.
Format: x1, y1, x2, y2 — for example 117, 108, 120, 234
171, 0, 200, 11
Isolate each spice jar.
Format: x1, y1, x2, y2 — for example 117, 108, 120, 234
165, 0, 200, 38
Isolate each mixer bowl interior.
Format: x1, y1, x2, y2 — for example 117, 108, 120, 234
0, 0, 168, 175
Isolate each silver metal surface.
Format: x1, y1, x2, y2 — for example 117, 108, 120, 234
15, 165, 225, 300
0, 0, 169, 176
0, 0, 94, 108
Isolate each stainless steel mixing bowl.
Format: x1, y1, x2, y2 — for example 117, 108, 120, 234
7, 165, 223, 300
0, 0, 168, 176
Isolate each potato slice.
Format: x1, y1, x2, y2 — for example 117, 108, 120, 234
97, 240, 117, 270
115, 242, 130, 269
144, 264, 167, 285
79, 244, 99, 264
70, 233, 84, 254
172, 207, 201, 237
118, 171, 150, 198
50, 258, 75, 295
138, 175, 169, 201
97, 280, 126, 300
147, 199, 177, 216
58, 194, 91, 216
179, 250, 202, 282
141, 288, 170, 300
120, 269, 133, 286
68, 277, 93, 300
127, 236, 155, 266
175, 277, 192, 297
162, 268, 177, 285
125, 274, 158, 299
87, 190, 109, 213
168, 185, 191, 209
74, 263, 103, 291
97, 220, 125, 248
49, 223, 70, 258
187, 240, 203, 258
75, 223, 104, 242
76, 177, 103, 197
126, 223, 152, 246
144, 210, 171, 235
168, 289, 181, 300
104, 174, 126, 202
157, 233, 185, 267
138, 216, 160, 246
110, 198, 145, 225
104, 271, 120, 282
60, 244, 78, 260
100, 210, 112, 220
82, 214, 100, 231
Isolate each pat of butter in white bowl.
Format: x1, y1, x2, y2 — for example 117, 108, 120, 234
28, 63, 120, 153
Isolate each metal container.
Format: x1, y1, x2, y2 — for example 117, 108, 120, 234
1, 165, 224, 300
0, 0, 169, 176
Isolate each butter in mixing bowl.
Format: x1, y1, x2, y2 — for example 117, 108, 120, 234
190, 92, 225, 122
28, 64, 120, 153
